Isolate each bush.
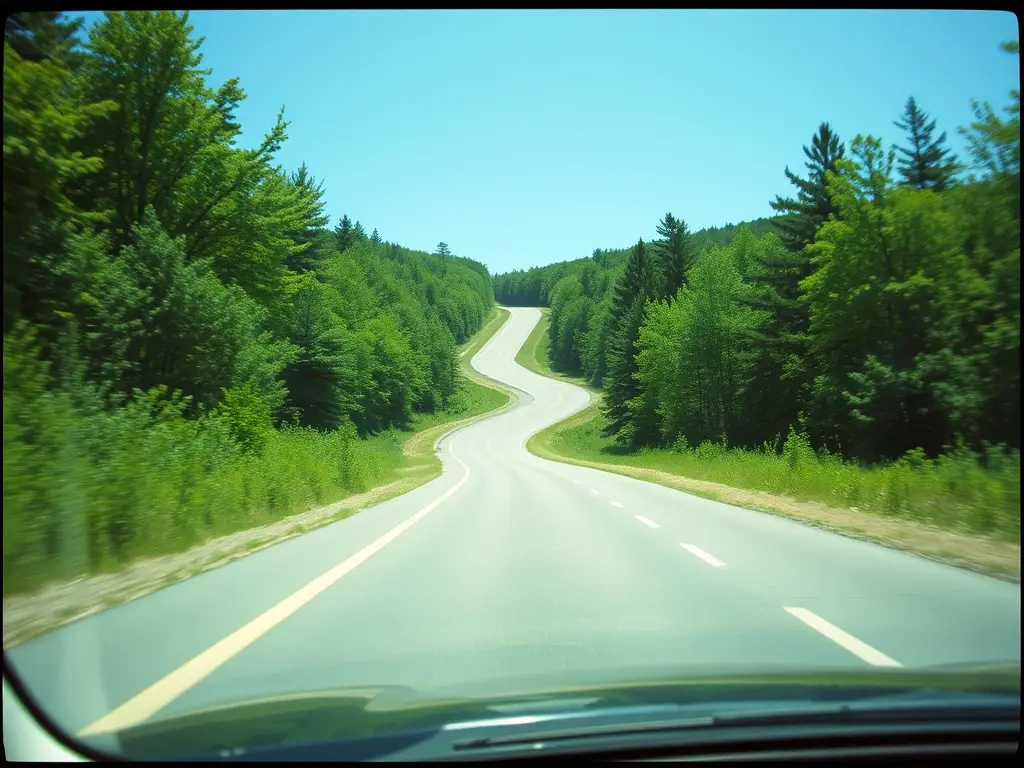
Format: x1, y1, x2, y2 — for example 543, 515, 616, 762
218, 381, 273, 456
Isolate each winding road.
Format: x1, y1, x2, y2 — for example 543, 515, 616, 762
6, 306, 1021, 743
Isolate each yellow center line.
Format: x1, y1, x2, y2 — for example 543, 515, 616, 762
79, 441, 472, 737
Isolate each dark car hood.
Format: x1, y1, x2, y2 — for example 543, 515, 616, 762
95, 661, 1021, 760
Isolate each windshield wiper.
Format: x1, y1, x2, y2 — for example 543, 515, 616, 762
451, 700, 1020, 751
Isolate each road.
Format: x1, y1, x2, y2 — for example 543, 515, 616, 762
6, 306, 1021, 742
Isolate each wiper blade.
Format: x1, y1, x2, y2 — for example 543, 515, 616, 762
452, 702, 1020, 751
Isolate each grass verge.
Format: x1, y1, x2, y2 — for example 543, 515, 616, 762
514, 307, 600, 397
528, 404, 1019, 581
523, 342, 1019, 582
3, 307, 514, 648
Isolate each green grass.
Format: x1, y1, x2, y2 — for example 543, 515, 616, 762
514, 308, 552, 377
2, 306, 513, 597
513, 307, 600, 394
529, 404, 1020, 544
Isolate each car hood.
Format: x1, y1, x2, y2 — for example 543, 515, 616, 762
95, 661, 1020, 760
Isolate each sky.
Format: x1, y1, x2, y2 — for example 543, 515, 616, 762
73, 10, 1019, 274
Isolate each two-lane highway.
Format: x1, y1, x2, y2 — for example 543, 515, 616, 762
6, 306, 1021, 742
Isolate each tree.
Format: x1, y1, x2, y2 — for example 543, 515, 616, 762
653, 212, 696, 299
5, 12, 86, 67
893, 96, 958, 191
2, 9, 501, 588
334, 215, 355, 252
602, 239, 658, 444
3, 30, 113, 335
436, 242, 452, 258
635, 242, 764, 447
770, 122, 846, 253
278, 272, 367, 430
283, 162, 330, 273
736, 123, 846, 446
801, 134, 1011, 459
370, 228, 381, 244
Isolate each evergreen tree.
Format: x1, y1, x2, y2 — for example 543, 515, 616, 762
653, 212, 696, 300
334, 215, 354, 251
770, 122, 846, 252
893, 96, 959, 191
370, 228, 381, 244
436, 242, 452, 258
5, 12, 85, 67
284, 162, 330, 273
602, 239, 657, 443
739, 123, 846, 446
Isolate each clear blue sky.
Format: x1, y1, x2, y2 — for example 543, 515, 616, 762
74, 10, 1019, 274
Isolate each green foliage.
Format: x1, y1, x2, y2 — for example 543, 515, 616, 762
539, 406, 1019, 542
3, 37, 114, 333
3, 11, 497, 594
602, 239, 659, 444
770, 121, 846, 253
653, 212, 696, 299
635, 241, 766, 447
803, 128, 1017, 460
498, 40, 1018, 486
893, 96, 959, 191
218, 382, 273, 456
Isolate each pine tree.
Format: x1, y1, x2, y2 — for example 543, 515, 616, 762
770, 122, 846, 253
436, 242, 452, 258
654, 212, 696, 300
5, 12, 85, 68
370, 228, 381, 244
739, 123, 846, 447
893, 96, 958, 191
284, 162, 330, 272
334, 215, 354, 251
353, 220, 367, 240
602, 239, 656, 442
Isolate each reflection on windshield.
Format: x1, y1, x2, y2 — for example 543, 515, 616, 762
2, 8, 1020, 761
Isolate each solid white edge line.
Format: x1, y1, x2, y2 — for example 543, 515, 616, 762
680, 543, 725, 567
784, 607, 902, 667
634, 515, 660, 529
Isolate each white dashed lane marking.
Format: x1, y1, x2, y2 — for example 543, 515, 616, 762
784, 607, 902, 667
680, 543, 726, 567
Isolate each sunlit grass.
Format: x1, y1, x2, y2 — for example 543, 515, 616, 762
535, 405, 1020, 542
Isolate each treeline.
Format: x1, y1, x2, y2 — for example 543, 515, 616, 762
493, 218, 775, 307
3, 12, 492, 588
497, 43, 1020, 466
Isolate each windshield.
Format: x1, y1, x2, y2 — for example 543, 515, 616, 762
3, 8, 1020, 762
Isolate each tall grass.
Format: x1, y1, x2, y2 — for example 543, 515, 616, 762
542, 406, 1020, 540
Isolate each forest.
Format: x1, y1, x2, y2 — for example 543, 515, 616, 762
3, 12, 494, 591
496, 43, 1019, 469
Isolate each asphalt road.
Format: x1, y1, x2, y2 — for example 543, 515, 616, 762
6, 306, 1021, 743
